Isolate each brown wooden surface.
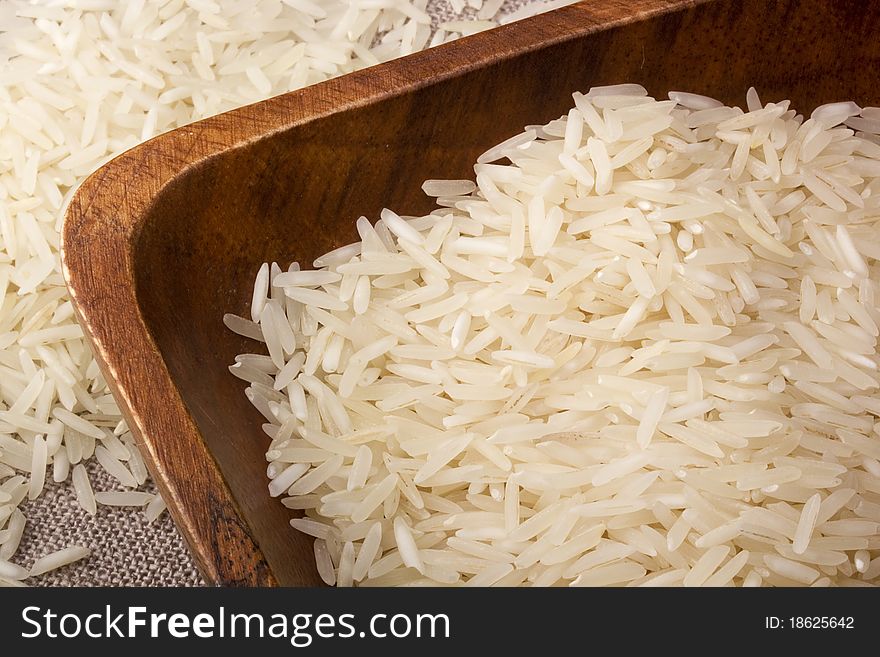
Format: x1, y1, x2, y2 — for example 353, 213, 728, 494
62, 0, 880, 586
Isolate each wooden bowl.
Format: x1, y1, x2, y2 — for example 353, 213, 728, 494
62, 0, 880, 586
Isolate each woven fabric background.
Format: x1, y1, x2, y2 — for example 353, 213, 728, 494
17, 0, 544, 587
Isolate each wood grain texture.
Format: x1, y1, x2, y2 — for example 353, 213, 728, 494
62, 0, 880, 586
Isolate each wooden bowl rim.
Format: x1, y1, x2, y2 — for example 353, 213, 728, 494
60, 0, 703, 586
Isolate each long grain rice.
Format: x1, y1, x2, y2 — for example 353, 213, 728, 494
229, 86, 880, 587
28, 546, 91, 577
0, 0, 504, 582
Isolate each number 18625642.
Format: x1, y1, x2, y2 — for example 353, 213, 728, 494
765, 617, 855, 630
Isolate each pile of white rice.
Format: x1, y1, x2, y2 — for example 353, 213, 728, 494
0, 0, 522, 586
229, 85, 880, 587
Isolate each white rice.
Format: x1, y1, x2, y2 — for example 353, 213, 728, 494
314, 539, 336, 586
763, 554, 820, 585
94, 491, 155, 507
28, 546, 91, 577
0, 559, 30, 581
231, 85, 880, 587
2, 0, 504, 579
71, 464, 97, 516
94, 447, 137, 488
145, 495, 168, 524
0, 510, 26, 561
27, 435, 47, 501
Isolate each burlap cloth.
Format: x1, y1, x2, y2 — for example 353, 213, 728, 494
20, 461, 204, 587
16, 0, 542, 587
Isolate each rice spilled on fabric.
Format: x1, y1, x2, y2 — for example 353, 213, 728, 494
0, 0, 502, 585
